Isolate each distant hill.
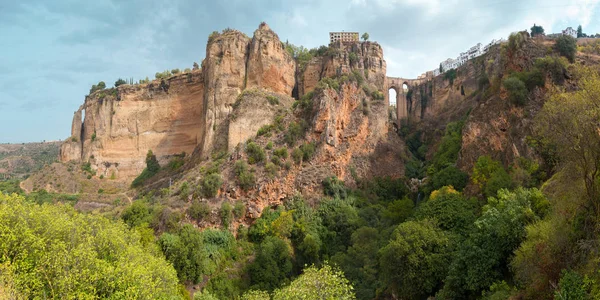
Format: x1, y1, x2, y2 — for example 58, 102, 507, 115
0, 141, 61, 179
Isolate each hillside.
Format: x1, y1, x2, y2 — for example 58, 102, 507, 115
0, 141, 60, 179
8, 25, 600, 299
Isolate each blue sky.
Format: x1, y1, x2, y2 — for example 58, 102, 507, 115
1, 0, 599, 143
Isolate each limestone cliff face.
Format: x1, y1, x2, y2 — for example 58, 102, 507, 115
246, 23, 296, 95
59, 23, 389, 181
299, 41, 386, 97
61, 72, 205, 179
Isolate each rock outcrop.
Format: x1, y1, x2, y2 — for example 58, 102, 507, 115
59, 23, 390, 181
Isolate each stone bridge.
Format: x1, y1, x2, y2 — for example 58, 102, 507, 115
385, 76, 429, 121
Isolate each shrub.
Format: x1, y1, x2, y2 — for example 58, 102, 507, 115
431, 165, 469, 191
508, 32, 526, 53
265, 141, 273, 150
246, 142, 266, 164
235, 161, 256, 191
274, 147, 288, 159
284, 121, 305, 146
371, 90, 385, 100
257, 125, 273, 137
472, 156, 514, 197
187, 201, 211, 222
534, 56, 567, 84
89, 81, 106, 94
503, 77, 528, 106
200, 173, 223, 198
266, 95, 279, 105
554, 35, 577, 62
317, 77, 340, 91
265, 162, 278, 178
220, 202, 233, 228
511, 69, 545, 91
91, 131, 97, 141
292, 148, 303, 164
171, 69, 180, 74
322, 176, 347, 199
233, 201, 246, 219
114, 78, 127, 87
444, 69, 458, 85
300, 142, 316, 161
131, 150, 160, 188
348, 52, 359, 65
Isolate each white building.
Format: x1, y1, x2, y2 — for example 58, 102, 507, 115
562, 27, 577, 38
329, 32, 360, 43
467, 43, 482, 59
440, 58, 457, 72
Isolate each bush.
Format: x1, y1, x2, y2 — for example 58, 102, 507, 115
265, 141, 273, 150
233, 201, 246, 219
300, 142, 316, 161
431, 165, 469, 191
187, 201, 211, 222
131, 150, 160, 188
246, 142, 266, 164
535, 56, 567, 84
114, 78, 127, 87
472, 156, 514, 198
284, 121, 305, 146
371, 90, 385, 100
503, 77, 528, 106
200, 173, 223, 198
554, 35, 577, 62
257, 125, 273, 137
511, 69, 545, 91
292, 148, 303, 164
265, 162, 278, 178
322, 176, 347, 199
274, 147, 288, 159
235, 161, 256, 191
89, 81, 106, 94
444, 69, 458, 85
508, 32, 526, 53
171, 69, 180, 74
266, 95, 279, 105
220, 202, 233, 228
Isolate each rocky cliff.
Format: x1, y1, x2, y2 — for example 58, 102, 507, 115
59, 23, 389, 181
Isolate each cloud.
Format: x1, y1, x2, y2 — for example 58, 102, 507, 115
0, 0, 599, 142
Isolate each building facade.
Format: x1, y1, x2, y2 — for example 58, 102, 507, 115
329, 32, 360, 43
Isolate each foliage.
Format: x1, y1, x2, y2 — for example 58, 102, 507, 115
284, 121, 305, 146
291, 148, 303, 164
554, 270, 590, 300
187, 200, 211, 223
510, 68, 545, 91
121, 200, 155, 228
265, 162, 278, 178
0, 193, 179, 298
246, 142, 266, 164
266, 95, 279, 105
114, 78, 127, 87
233, 201, 246, 219
503, 77, 528, 106
382, 197, 414, 225
415, 186, 476, 233
257, 124, 273, 137
472, 156, 514, 198
131, 150, 161, 187
554, 35, 577, 63
235, 160, 256, 191
361, 32, 369, 41
535, 56, 568, 84
249, 236, 293, 291
272, 265, 355, 300
221, 202, 233, 228
530, 24, 545, 37
158, 224, 211, 284
155, 70, 172, 79
89, 81, 106, 94
431, 165, 469, 191
534, 65, 600, 214
322, 176, 348, 199
439, 188, 545, 298
431, 120, 465, 172
200, 173, 223, 198
273, 147, 288, 159
318, 198, 360, 256
379, 219, 451, 299
444, 69, 457, 85
508, 32, 526, 53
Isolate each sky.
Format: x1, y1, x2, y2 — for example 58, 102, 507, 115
1, 0, 599, 143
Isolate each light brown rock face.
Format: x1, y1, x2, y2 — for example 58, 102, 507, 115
60, 72, 205, 179
228, 89, 294, 151
246, 23, 295, 95
201, 30, 252, 157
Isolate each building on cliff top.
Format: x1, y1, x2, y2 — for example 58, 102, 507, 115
562, 27, 577, 38
330, 32, 359, 44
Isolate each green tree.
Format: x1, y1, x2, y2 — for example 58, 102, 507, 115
273, 265, 355, 300
115, 78, 127, 87
472, 156, 513, 198
361, 32, 369, 41
249, 236, 293, 291
131, 149, 161, 187
89, 81, 106, 94
158, 224, 210, 284
431, 165, 469, 191
379, 219, 451, 299
530, 23, 545, 37
554, 270, 590, 300
201, 173, 223, 198
503, 77, 528, 105
555, 35, 577, 62
0, 193, 179, 298
577, 25, 583, 38
246, 142, 266, 164
534, 65, 600, 214
439, 188, 546, 298
318, 198, 360, 256
415, 186, 476, 233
